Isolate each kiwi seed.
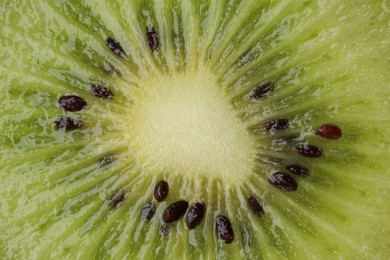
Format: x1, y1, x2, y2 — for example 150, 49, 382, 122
296, 144, 323, 157
58, 95, 87, 112
54, 117, 82, 131
107, 190, 126, 209
215, 215, 234, 244
286, 164, 309, 177
185, 202, 206, 229
97, 154, 116, 167
269, 172, 298, 192
316, 124, 342, 139
89, 84, 114, 99
249, 82, 275, 99
146, 27, 159, 51
105, 36, 126, 58
247, 196, 265, 217
154, 180, 169, 202
141, 202, 156, 221
264, 119, 290, 133
163, 200, 189, 223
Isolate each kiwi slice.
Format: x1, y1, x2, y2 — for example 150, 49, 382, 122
0, 1, 389, 259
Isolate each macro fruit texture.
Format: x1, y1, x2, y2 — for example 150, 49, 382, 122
0, 1, 389, 259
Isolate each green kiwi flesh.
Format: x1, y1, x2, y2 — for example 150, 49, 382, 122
0, 1, 389, 259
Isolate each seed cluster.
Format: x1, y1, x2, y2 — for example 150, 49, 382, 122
146, 181, 209, 236
54, 85, 113, 131
250, 84, 343, 194
51, 30, 343, 247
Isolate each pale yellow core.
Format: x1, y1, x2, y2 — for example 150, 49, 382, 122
127, 69, 256, 183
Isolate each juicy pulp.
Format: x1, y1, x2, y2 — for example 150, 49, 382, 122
0, 1, 389, 259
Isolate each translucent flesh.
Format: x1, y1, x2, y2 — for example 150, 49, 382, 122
0, 0, 389, 259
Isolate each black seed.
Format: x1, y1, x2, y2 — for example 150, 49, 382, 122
247, 196, 264, 217
108, 190, 126, 209
269, 172, 298, 192
316, 124, 342, 140
146, 27, 159, 51
250, 82, 275, 99
296, 144, 323, 158
286, 164, 309, 177
97, 154, 116, 167
58, 95, 87, 112
264, 119, 289, 132
215, 215, 234, 244
163, 200, 189, 223
185, 202, 206, 229
141, 202, 156, 221
154, 180, 169, 202
105, 36, 126, 57
54, 117, 82, 131
89, 84, 114, 99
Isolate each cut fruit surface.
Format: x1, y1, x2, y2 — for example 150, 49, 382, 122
127, 69, 256, 183
0, 1, 389, 259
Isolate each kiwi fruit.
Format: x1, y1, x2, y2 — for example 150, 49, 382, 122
0, 1, 389, 259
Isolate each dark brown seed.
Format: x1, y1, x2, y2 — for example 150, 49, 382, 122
250, 82, 275, 99
154, 180, 169, 202
185, 202, 205, 229
89, 84, 114, 99
215, 215, 234, 244
296, 144, 323, 158
269, 172, 297, 192
146, 27, 159, 51
141, 202, 156, 221
163, 200, 189, 223
108, 190, 126, 209
286, 164, 309, 177
97, 154, 116, 167
316, 124, 342, 140
58, 95, 87, 112
106, 36, 126, 57
264, 119, 289, 132
54, 117, 82, 131
247, 196, 264, 217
